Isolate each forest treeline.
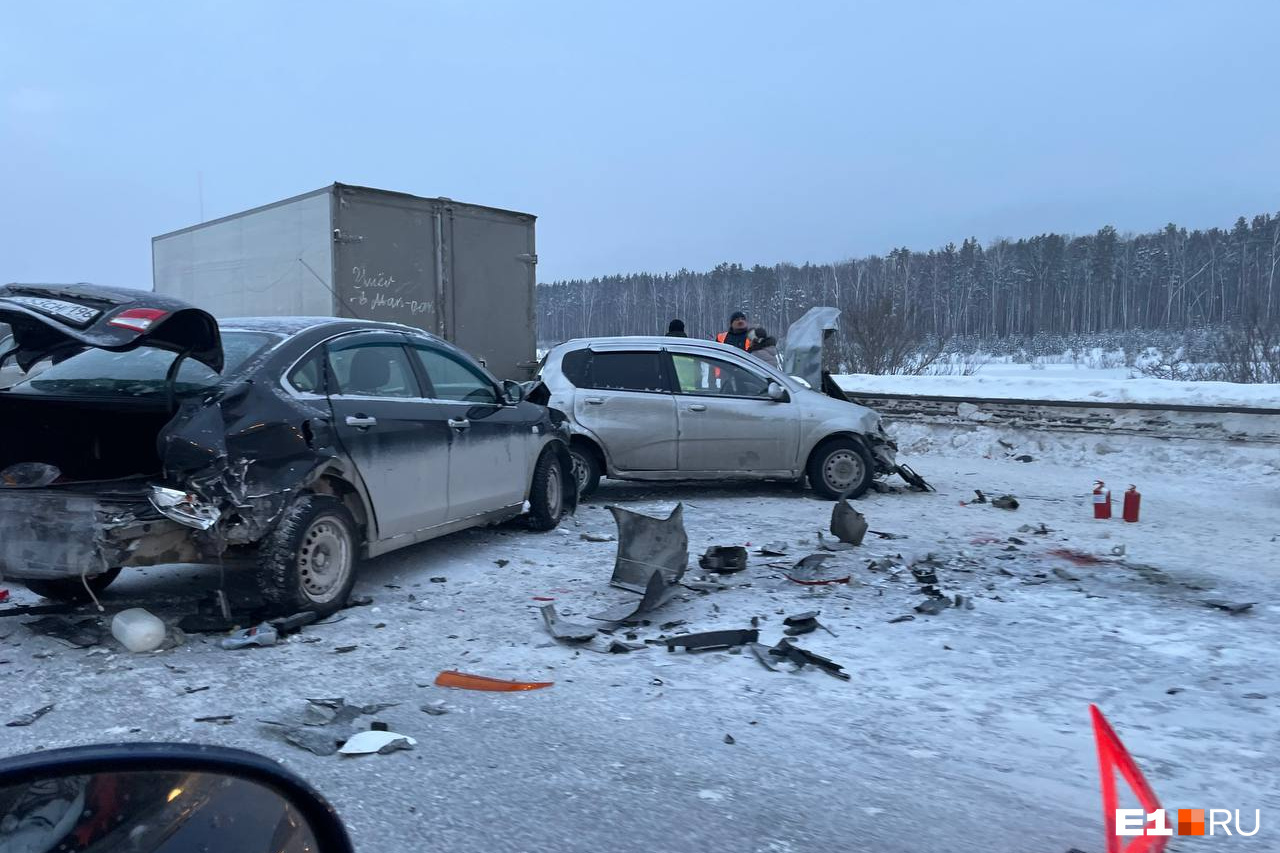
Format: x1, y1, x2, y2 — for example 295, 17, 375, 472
536, 214, 1280, 347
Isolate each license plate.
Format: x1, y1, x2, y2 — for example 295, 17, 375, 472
2, 296, 101, 328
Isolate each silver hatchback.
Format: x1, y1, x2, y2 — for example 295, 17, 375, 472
540, 336, 914, 499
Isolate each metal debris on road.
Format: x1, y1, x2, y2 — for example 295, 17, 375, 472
421, 700, 449, 716
1052, 567, 1081, 582
194, 715, 235, 724
757, 542, 789, 556
6, 704, 55, 727
590, 568, 683, 623
540, 603, 597, 642
434, 670, 553, 691
887, 614, 915, 624
749, 643, 780, 671
339, 730, 417, 756
347, 594, 375, 606
1203, 600, 1255, 615
607, 504, 688, 593
334, 645, 358, 653
817, 532, 854, 552
783, 554, 850, 586
24, 616, 103, 648
699, 546, 748, 573
992, 495, 1020, 510
914, 597, 951, 616
869, 530, 908, 540
664, 629, 759, 653
581, 532, 616, 543
269, 611, 320, 635
723, 734, 736, 745
767, 638, 850, 680
830, 499, 868, 546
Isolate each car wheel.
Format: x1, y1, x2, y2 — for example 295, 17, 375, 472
569, 445, 602, 499
257, 495, 358, 617
807, 438, 874, 500
22, 568, 122, 603
528, 448, 567, 531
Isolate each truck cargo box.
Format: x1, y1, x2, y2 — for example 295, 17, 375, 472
152, 183, 538, 379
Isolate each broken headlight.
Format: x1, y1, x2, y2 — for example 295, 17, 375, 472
149, 485, 221, 531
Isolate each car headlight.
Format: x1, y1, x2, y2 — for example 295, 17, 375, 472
150, 486, 221, 531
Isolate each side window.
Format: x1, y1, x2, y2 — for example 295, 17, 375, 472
558, 348, 590, 387
412, 346, 499, 404
327, 341, 420, 398
589, 351, 667, 392
671, 354, 771, 398
287, 350, 323, 394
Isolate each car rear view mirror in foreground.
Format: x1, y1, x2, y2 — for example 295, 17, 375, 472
767, 382, 788, 402
0, 743, 354, 853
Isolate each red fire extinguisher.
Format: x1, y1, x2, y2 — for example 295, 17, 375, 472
1123, 484, 1141, 523
1092, 481, 1112, 519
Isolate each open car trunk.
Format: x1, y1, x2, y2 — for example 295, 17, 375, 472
0, 395, 175, 485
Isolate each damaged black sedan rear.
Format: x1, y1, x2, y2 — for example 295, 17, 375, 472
0, 284, 575, 614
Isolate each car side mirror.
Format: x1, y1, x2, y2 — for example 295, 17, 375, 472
501, 379, 526, 405
0, 743, 354, 853
767, 382, 788, 402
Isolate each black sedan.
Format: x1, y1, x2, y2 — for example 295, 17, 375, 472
0, 284, 575, 613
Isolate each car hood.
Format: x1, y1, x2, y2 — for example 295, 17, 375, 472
0, 283, 223, 372
781, 306, 840, 391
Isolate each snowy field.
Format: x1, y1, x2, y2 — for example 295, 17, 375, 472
2, 420, 1277, 853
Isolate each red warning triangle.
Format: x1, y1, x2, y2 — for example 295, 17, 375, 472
1090, 704, 1169, 853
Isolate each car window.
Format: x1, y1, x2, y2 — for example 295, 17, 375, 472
327, 341, 420, 398
589, 351, 667, 392
412, 345, 499, 404
671, 353, 771, 398
287, 350, 324, 394
2, 331, 277, 398
558, 348, 590, 386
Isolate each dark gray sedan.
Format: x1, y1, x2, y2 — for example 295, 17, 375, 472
0, 284, 574, 613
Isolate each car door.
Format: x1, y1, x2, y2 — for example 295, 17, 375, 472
408, 340, 530, 521
573, 349, 678, 471
667, 350, 799, 473
323, 332, 451, 540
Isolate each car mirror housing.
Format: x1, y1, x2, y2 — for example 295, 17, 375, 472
501, 379, 526, 405
767, 382, 788, 402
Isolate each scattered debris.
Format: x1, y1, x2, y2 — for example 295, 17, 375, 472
817, 532, 854, 552
1242, 692, 1267, 700
1049, 548, 1104, 566
1052, 567, 1081, 582
194, 715, 235, 724
269, 611, 319, 636
659, 619, 687, 631
581, 532, 616, 543
220, 623, 279, 650
1018, 523, 1053, 535
495, 559, 510, 568
334, 645, 358, 654
749, 643, 779, 671
1, 462, 61, 487
970, 490, 988, 504
783, 554, 850, 586
723, 734, 735, 745
830, 499, 868, 546
347, 594, 375, 606
699, 546, 748, 573
782, 611, 837, 637
7, 704, 55, 727
1014, 455, 1034, 463
1203, 600, 1254, 615
1165, 687, 1183, 695
111, 608, 167, 653
665, 629, 759, 653
869, 530, 908, 540
183, 685, 210, 695
1111, 544, 1127, 557
540, 603, 597, 642
434, 670, 553, 692
420, 700, 449, 716
1008, 537, 1027, 545
604, 639, 646, 654
25, 616, 103, 648
757, 542, 789, 556
992, 495, 1020, 510
887, 614, 915, 624
590, 567, 683, 622
429, 577, 447, 584
767, 638, 850, 680
608, 504, 688, 593
953, 594, 974, 611
914, 597, 951, 616
339, 730, 417, 756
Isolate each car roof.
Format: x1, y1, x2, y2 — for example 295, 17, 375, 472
557, 336, 740, 352
220, 316, 428, 337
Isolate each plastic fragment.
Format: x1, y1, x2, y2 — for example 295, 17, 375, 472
220, 622, 278, 650
339, 730, 417, 755
435, 670, 553, 691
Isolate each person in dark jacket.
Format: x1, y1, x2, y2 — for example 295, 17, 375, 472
666, 319, 688, 337
716, 311, 752, 350
749, 327, 780, 368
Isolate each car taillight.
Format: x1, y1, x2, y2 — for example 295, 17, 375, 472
108, 307, 169, 332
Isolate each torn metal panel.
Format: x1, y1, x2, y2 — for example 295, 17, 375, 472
698, 546, 748, 573
540, 603, 597, 642
589, 569, 682, 623
830, 500, 868, 546
607, 503, 688, 593
781, 306, 841, 392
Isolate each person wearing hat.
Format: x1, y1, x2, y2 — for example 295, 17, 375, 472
716, 312, 752, 351
749, 327, 780, 368
665, 319, 688, 337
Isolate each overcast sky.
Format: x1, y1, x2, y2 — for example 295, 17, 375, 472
3, 1, 1278, 288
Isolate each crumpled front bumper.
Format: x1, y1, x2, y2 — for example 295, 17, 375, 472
0, 487, 196, 580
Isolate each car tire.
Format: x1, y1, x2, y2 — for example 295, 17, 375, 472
22, 568, 122, 603
257, 495, 359, 617
528, 448, 567, 531
807, 438, 875, 500
569, 445, 602, 499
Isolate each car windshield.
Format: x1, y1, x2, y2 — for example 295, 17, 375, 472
1, 331, 278, 398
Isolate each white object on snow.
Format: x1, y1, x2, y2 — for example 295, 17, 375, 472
111, 608, 167, 653
338, 730, 418, 755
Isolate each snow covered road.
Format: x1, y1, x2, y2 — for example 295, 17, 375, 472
2, 432, 1277, 853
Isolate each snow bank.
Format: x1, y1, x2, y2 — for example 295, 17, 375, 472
836, 370, 1279, 409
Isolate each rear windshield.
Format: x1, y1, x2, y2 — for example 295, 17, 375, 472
0, 331, 278, 398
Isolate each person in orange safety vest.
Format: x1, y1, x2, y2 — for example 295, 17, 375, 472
716, 312, 752, 351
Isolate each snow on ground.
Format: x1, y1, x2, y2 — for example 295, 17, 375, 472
1, 428, 1278, 853
836, 368, 1280, 408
